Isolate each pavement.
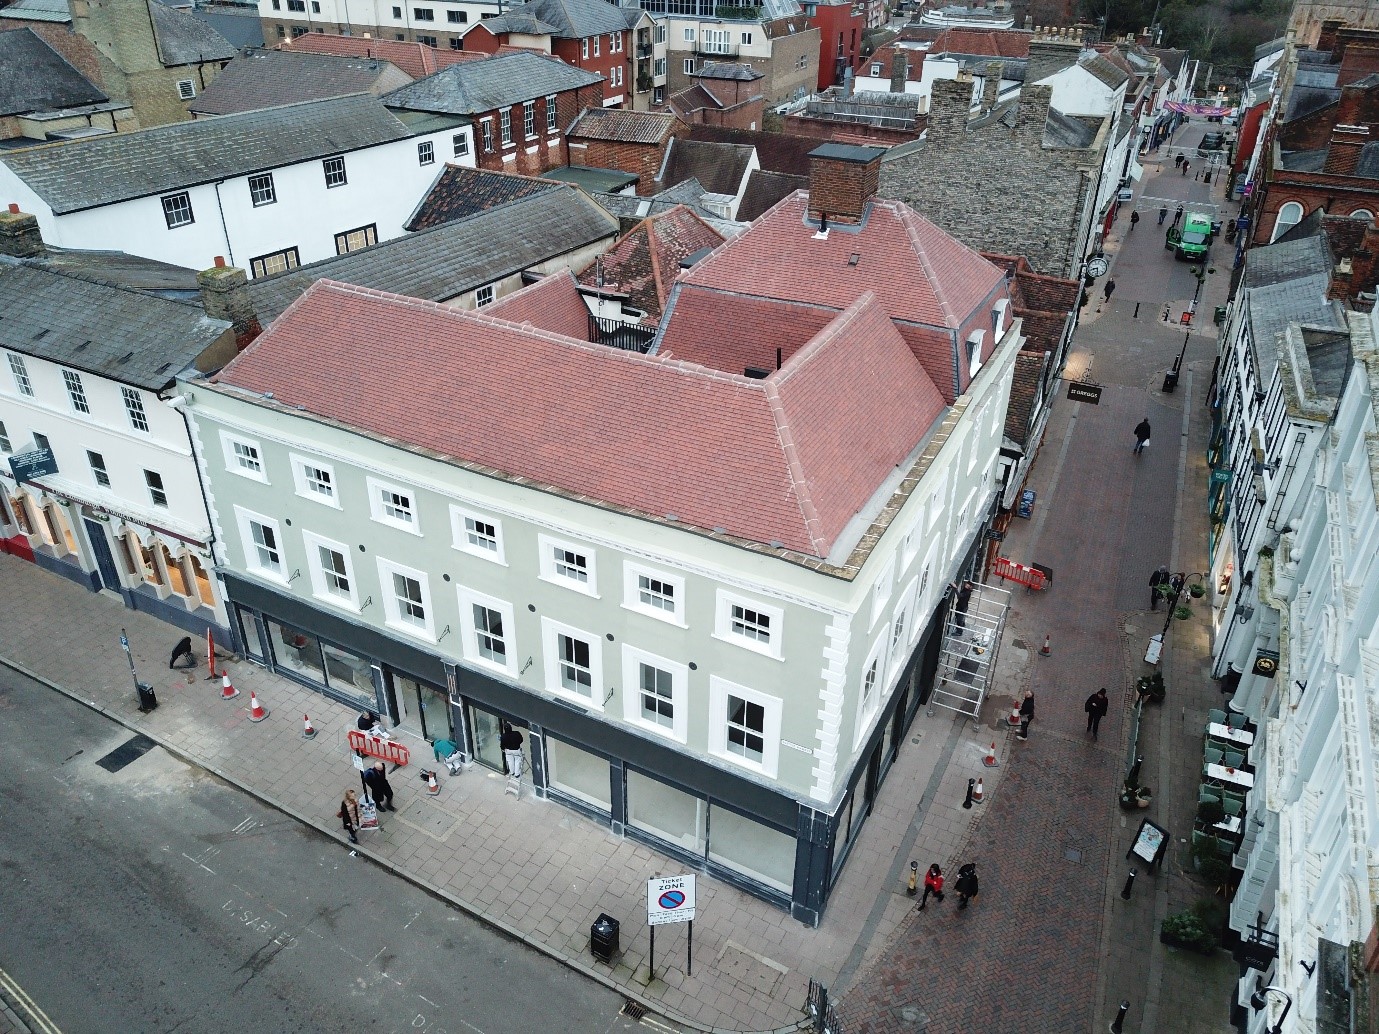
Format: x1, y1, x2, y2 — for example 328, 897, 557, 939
0, 121, 1241, 1034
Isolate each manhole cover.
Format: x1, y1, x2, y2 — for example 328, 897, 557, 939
1065, 848, 1083, 863
394, 798, 461, 842
96, 734, 157, 773
1012, 638, 1027, 649
895, 1004, 931, 1027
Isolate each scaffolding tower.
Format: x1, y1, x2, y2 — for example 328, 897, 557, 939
929, 582, 1012, 721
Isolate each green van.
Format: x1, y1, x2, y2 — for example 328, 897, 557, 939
1166, 212, 1214, 261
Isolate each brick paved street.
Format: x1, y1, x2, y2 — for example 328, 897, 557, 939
839, 129, 1239, 1034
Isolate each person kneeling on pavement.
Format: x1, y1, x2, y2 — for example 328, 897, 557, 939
363, 761, 395, 811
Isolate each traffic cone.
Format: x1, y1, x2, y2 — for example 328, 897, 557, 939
220, 672, 239, 700
248, 691, 268, 723
1008, 701, 1022, 726
983, 741, 1000, 768
302, 714, 316, 739
973, 778, 984, 803
425, 770, 439, 795
1040, 634, 1052, 656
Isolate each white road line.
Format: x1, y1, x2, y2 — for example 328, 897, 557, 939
403, 910, 422, 930
0, 966, 63, 1034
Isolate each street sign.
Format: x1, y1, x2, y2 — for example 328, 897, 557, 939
1066, 381, 1102, 404
647, 874, 696, 926
8, 447, 57, 484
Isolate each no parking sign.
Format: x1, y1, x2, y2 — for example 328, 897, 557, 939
647, 874, 696, 925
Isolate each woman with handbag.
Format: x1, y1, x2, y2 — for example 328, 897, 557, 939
917, 864, 944, 910
338, 788, 361, 844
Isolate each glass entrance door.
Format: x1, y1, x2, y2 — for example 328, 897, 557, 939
389, 671, 453, 743
468, 703, 507, 771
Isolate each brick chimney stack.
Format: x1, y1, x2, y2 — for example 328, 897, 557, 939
0, 204, 45, 258
889, 49, 908, 93
197, 256, 262, 351
1324, 124, 1370, 175
981, 61, 1001, 111
1026, 28, 1082, 85
807, 143, 886, 226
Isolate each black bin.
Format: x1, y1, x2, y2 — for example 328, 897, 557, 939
1162, 369, 1180, 393
590, 913, 619, 963
136, 681, 158, 713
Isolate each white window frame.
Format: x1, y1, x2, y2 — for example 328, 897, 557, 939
966, 329, 985, 379
122, 386, 149, 432
63, 369, 90, 415
890, 577, 917, 678
546, 93, 558, 133
220, 430, 268, 483
247, 172, 277, 207
683, 58, 695, 74
475, 284, 494, 307
377, 557, 435, 640
303, 529, 359, 610
7, 353, 33, 396
594, 35, 600, 56
740, 30, 752, 43
500, 108, 511, 145
869, 556, 895, 629
713, 587, 783, 659
683, 26, 695, 40
622, 560, 685, 625
458, 585, 517, 677
539, 533, 598, 597
449, 503, 506, 564
418, 140, 435, 165
708, 675, 781, 778
367, 476, 421, 535
854, 634, 887, 748
621, 644, 687, 742
289, 453, 339, 507
541, 616, 603, 709
234, 505, 287, 583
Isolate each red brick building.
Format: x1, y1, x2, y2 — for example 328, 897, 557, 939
669, 62, 766, 130
460, 0, 632, 107
383, 51, 604, 176
566, 108, 683, 195
804, 0, 867, 92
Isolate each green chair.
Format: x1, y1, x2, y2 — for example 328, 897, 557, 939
1207, 708, 1228, 726
1199, 787, 1222, 807
1204, 747, 1225, 767
1222, 750, 1246, 769
1223, 787, 1247, 808
1227, 713, 1248, 730
1222, 798, 1243, 818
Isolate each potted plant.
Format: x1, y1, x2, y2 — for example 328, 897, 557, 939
1187, 579, 1206, 598
1197, 799, 1224, 826
1160, 909, 1217, 954
1174, 603, 1193, 620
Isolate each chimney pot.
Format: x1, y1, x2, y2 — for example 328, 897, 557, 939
7, 203, 17, 214
214, 255, 226, 268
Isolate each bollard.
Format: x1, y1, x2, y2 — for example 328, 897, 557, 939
1110, 1000, 1130, 1033
963, 777, 975, 810
907, 860, 918, 896
1121, 869, 1137, 900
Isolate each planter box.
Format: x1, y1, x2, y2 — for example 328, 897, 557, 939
1159, 930, 1216, 955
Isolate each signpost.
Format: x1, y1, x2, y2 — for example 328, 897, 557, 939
647, 873, 696, 978
1066, 381, 1103, 404
7, 447, 57, 484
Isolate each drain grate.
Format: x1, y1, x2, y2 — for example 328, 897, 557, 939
1012, 638, 1027, 650
621, 1000, 646, 1020
96, 734, 157, 773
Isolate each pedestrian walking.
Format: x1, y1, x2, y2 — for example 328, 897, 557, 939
363, 761, 395, 811
1158, 204, 1168, 225
168, 636, 195, 669
949, 580, 974, 635
338, 788, 361, 844
1174, 154, 1183, 169
1018, 691, 1034, 740
1182, 160, 1190, 177
1130, 210, 1140, 231
917, 864, 945, 910
1149, 566, 1169, 610
1173, 205, 1184, 227
1133, 417, 1151, 454
1085, 688, 1109, 739
1103, 278, 1117, 302
500, 722, 525, 779
955, 863, 979, 909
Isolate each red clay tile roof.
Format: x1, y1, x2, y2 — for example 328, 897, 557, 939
1003, 349, 1047, 446
669, 84, 723, 118
212, 281, 939, 557
575, 205, 724, 322
930, 28, 1031, 58
484, 269, 591, 337
568, 107, 679, 144
278, 34, 485, 78
658, 287, 842, 372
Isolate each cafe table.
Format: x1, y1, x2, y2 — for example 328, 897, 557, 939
1205, 763, 1254, 790
1207, 722, 1254, 748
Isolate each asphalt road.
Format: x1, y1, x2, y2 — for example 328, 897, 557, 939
0, 667, 637, 1034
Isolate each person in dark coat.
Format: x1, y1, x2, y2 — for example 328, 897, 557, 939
1103, 278, 1117, 302
950, 580, 975, 635
1085, 688, 1110, 740
1130, 210, 1140, 231
1018, 691, 1034, 740
1134, 418, 1151, 454
1158, 204, 1168, 225
168, 636, 195, 669
955, 863, 979, 909
339, 789, 361, 844
1149, 566, 1169, 609
918, 864, 945, 910
1173, 204, 1184, 227
500, 723, 525, 779
363, 762, 395, 811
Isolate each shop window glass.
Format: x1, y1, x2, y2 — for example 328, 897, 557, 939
188, 554, 216, 607
321, 641, 376, 704
469, 704, 504, 771
545, 736, 611, 812
235, 605, 265, 661
163, 544, 191, 597
707, 806, 795, 893
268, 618, 326, 684
627, 770, 706, 854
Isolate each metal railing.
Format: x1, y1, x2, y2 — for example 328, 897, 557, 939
806, 979, 843, 1034
588, 314, 656, 353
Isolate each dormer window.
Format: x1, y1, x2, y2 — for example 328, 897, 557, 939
992, 299, 1009, 337
967, 330, 985, 379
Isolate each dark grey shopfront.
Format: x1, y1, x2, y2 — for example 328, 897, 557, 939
222, 570, 945, 926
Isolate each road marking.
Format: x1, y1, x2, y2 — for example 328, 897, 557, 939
232, 817, 257, 835
182, 845, 219, 874
403, 910, 422, 929
0, 965, 63, 1034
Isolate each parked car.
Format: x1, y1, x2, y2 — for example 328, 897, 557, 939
1166, 212, 1214, 260
1197, 132, 1226, 156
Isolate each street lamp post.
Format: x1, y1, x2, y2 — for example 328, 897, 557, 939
1164, 265, 1215, 392
1249, 984, 1293, 1034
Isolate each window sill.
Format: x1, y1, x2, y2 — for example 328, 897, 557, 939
385, 619, 436, 644
710, 630, 783, 661
620, 601, 687, 628
228, 468, 270, 485
466, 654, 517, 680
502, 142, 517, 151
248, 567, 291, 588
294, 489, 341, 509
708, 746, 775, 780
547, 684, 603, 711
538, 573, 599, 599
451, 543, 508, 566
627, 716, 686, 745
313, 591, 360, 615
370, 516, 423, 537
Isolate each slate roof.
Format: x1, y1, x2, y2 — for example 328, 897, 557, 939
30, 246, 202, 295
1242, 216, 1346, 380
383, 51, 602, 115
0, 260, 230, 389
575, 205, 724, 322
1254, 37, 1285, 62
0, 28, 107, 116
246, 183, 616, 321
662, 139, 754, 196
694, 61, 764, 81
688, 124, 815, 174
279, 33, 486, 78
590, 182, 746, 237
968, 92, 1098, 149
188, 3, 265, 50
0, 0, 69, 21
737, 169, 807, 222
476, 0, 631, 39
406, 165, 561, 231
0, 95, 418, 214
567, 107, 678, 144
212, 280, 936, 558
188, 49, 409, 116
1280, 147, 1328, 172
148, 0, 236, 65
1081, 52, 1129, 89
671, 191, 1006, 400
1356, 142, 1379, 178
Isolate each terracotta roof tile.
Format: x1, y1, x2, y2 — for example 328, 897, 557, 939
658, 287, 839, 371
568, 107, 679, 144
483, 269, 591, 336
278, 34, 484, 79
406, 164, 561, 231
930, 27, 1031, 58
576, 206, 724, 322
